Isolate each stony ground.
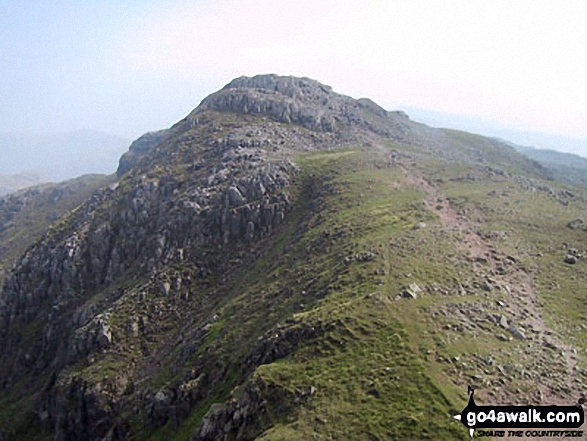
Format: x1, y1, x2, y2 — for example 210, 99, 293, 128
1, 75, 585, 440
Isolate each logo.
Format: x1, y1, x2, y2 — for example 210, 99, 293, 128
453, 386, 585, 438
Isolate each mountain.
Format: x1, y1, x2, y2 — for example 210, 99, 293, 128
0, 174, 113, 288
0, 172, 45, 197
0, 130, 130, 182
401, 106, 587, 159
0, 74, 586, 440
506, 142, 587, 188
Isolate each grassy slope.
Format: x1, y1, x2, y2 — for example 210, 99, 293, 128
254, 150, 464, 439
170, 137, 586, 439
3, 125, 585, 440
155, 146, 469, 440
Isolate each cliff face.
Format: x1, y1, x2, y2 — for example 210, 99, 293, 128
116, 129, 172, 177
1, 75, 585, 441
0, 174, 111, 288
0, 76, 347, 440
196, 74, 392, 134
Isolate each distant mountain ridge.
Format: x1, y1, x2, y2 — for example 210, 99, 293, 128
512, 143, 587, 167
401, 106, 587, 159
0, 130, 130, 182
499, 139, 587, 188
0, 172, 44, 196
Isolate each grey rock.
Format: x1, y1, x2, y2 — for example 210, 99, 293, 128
499, 315, 509, 329
195, 74, 396, 136
227, 186, 245, 206
508, 326, 526, 340
567, 219, 584, 229
543, 337, 559, 350
117, 129, 171, 176
412, 222, 427, 230
564, 254, 578, 264
355, 251, 376, 262
245, 221, 255, 242
496, 333, 510, 342
399, 283, 422, 299
96, 321, 112, 349
154, 388, 172, 405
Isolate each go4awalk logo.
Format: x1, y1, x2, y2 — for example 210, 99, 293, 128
453, 386, 585, 438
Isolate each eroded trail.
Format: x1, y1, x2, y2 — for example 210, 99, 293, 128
405, 167, 585, 407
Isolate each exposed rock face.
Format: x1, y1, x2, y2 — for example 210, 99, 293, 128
197, 75, 338, 132
36, 376, 124, 441
398, 283, 422, 299
193, 378, 297, 441
0, 133, 299, 377
0, 174, 111, 288
195, 74, 394, 136
0, 74, 576, 440
0, 75, 343, 440
117, 129, 172, 176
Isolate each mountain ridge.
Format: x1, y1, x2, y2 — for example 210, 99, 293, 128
401, 105, 587, 160
0, 74, 585, 441
502, 140, 587, 188
0, 172, 45, 197
0, 174, 112, 288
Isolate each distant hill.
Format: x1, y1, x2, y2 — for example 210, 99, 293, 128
0, 130, 130, 182
402, 106, 587, 159
0, 172, 44, 196
501, 140, 587, 188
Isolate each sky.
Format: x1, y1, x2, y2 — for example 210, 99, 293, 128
1, 0, 586, 156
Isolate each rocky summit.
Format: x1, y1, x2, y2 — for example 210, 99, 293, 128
0, 74, 586, 440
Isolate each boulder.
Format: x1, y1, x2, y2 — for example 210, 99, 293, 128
564, 254, 577, 264
567, 219, 583, 230
96, 326, 111, 349
508, 326, 526, 341
499, 315, 509, 329
227, 186, 245, 206
399, 283, 421, 299
412, 222, 426, 230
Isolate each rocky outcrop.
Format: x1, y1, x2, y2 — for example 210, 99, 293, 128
117, 129, 172, 176
0, 79, 319, 439
195, 74, 394, 136
193, 375, 304, 441
36, 376, 125, 441
1, 74, 571, 440
0, 135, 298, 377
0, 174, 110, 289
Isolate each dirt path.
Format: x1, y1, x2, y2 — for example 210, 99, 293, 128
406, 168, 583, 405
364, 137, 585, 439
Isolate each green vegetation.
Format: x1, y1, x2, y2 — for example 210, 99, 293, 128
513, 144, 587, 188
0, 174, 112, 286
150, 147, 470, 439
2, 77, 586, 440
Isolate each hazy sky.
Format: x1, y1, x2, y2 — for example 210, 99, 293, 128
1, 0, 586, 155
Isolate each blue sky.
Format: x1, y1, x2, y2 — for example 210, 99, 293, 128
1, 0, 586, 156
